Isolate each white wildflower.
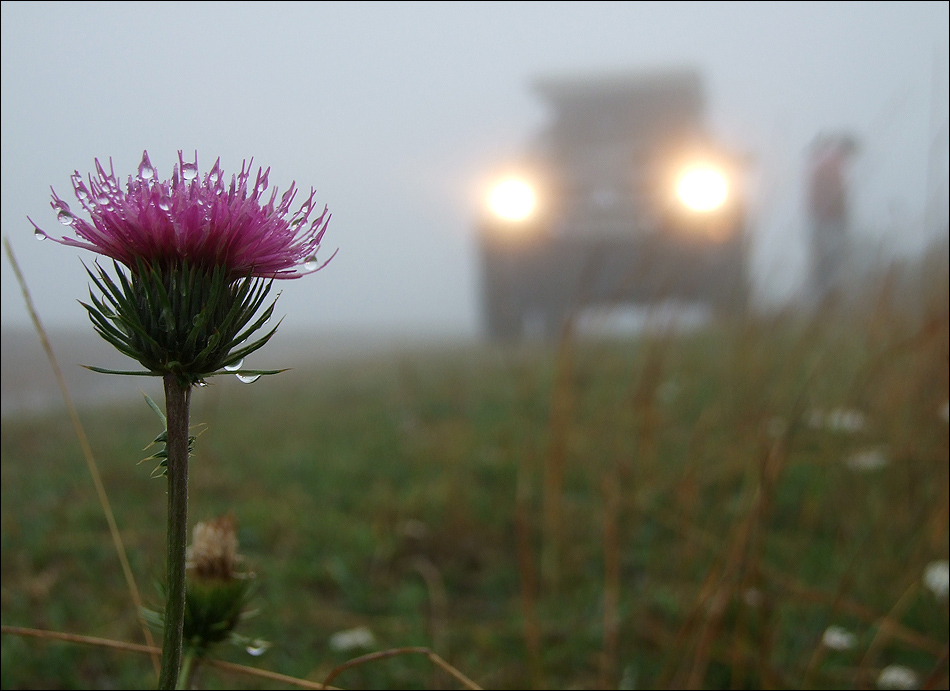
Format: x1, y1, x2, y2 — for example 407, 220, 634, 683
821, 625, 856, 651
876, 664, 918, 689
846, 448, 888, 472
827, 408, 866, 432
807, 407, 866, 432
922, 560, 949, 599
329, 625, 376, 653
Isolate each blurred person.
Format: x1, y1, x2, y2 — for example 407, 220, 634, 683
807, 133, 859, 303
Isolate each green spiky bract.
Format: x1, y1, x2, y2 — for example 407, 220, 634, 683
144, 578, 257, 658
81, 259, 285, 386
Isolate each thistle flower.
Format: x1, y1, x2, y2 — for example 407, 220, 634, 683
32, 151, 332, 280
34, 152, 333, 688
32, 151, 334, 385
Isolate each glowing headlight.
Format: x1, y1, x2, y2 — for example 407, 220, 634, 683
489, 179, 536, 221
676, 167, 728, 212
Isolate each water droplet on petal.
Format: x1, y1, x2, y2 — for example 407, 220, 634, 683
182, 163, 198, 181
290, 215, 305, 228
302, 254, 320, 272
138, 163, 154, 180
236, 373, 261, 384
34, 228, 48, 241
57, 210, 75, 225
208, 170, 219, 185
224, 359, 244, 372
96, 193, 111, 204
158, 197, 171, 211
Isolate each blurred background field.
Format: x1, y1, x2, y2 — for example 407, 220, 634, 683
2, 4, 948, 688
2, 248, 947, 690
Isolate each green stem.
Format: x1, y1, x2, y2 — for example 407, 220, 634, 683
158, 375, 191, 689
177, 650, 198, 690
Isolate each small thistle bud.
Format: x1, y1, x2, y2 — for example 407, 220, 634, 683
179, 513, 258, 657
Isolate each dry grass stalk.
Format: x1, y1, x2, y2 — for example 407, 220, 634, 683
409, 554, 450, 685
856, 581, 921, 689
516, 447, 545, 689
321, 645, 481, 690
600, 469, 621, 689
0, 625, 333, 689
541, 315, 575, 593
3, 239, 160, 675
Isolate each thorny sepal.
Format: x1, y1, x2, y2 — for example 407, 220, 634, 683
80, 258, 282, 386
140, 393, 202, 478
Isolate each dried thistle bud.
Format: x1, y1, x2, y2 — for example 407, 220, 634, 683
187, 512, 242, 582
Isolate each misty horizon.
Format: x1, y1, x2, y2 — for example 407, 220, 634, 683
2, 2, 948, 334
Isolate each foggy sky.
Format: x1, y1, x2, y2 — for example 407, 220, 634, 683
2, 1, 948, 335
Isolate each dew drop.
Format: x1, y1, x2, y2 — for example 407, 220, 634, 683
290, 215, 305, 228
96, 193, 111, 205
158, 197, 171, 211
224, 358, 244, 372
182, 163, 198, 181
34, 228, 48, 241
57, 210, 75, 225
246, 641, 270, 656
208, 171, 219, 185
138, 162, 155, 180
302, 254, 320, 272
236, 373, 261, 384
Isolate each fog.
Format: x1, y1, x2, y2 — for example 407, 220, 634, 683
2, 2, 948, 337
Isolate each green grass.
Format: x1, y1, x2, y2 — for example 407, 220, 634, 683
2, 273, 948, 689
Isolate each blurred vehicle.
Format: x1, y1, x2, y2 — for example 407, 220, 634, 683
478, 69, 748, 339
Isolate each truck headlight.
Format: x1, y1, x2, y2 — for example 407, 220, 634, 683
676, 166, 728, 212
489, 178, 536, 222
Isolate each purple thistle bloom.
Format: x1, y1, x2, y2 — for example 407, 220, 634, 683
32, 151, 334, 279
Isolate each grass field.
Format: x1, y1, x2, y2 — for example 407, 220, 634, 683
2, 259, 948, 689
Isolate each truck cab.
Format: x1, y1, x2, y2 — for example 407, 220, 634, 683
479, 70, 748, 339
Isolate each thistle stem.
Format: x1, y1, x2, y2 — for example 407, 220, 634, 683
159, 375, 191, 689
